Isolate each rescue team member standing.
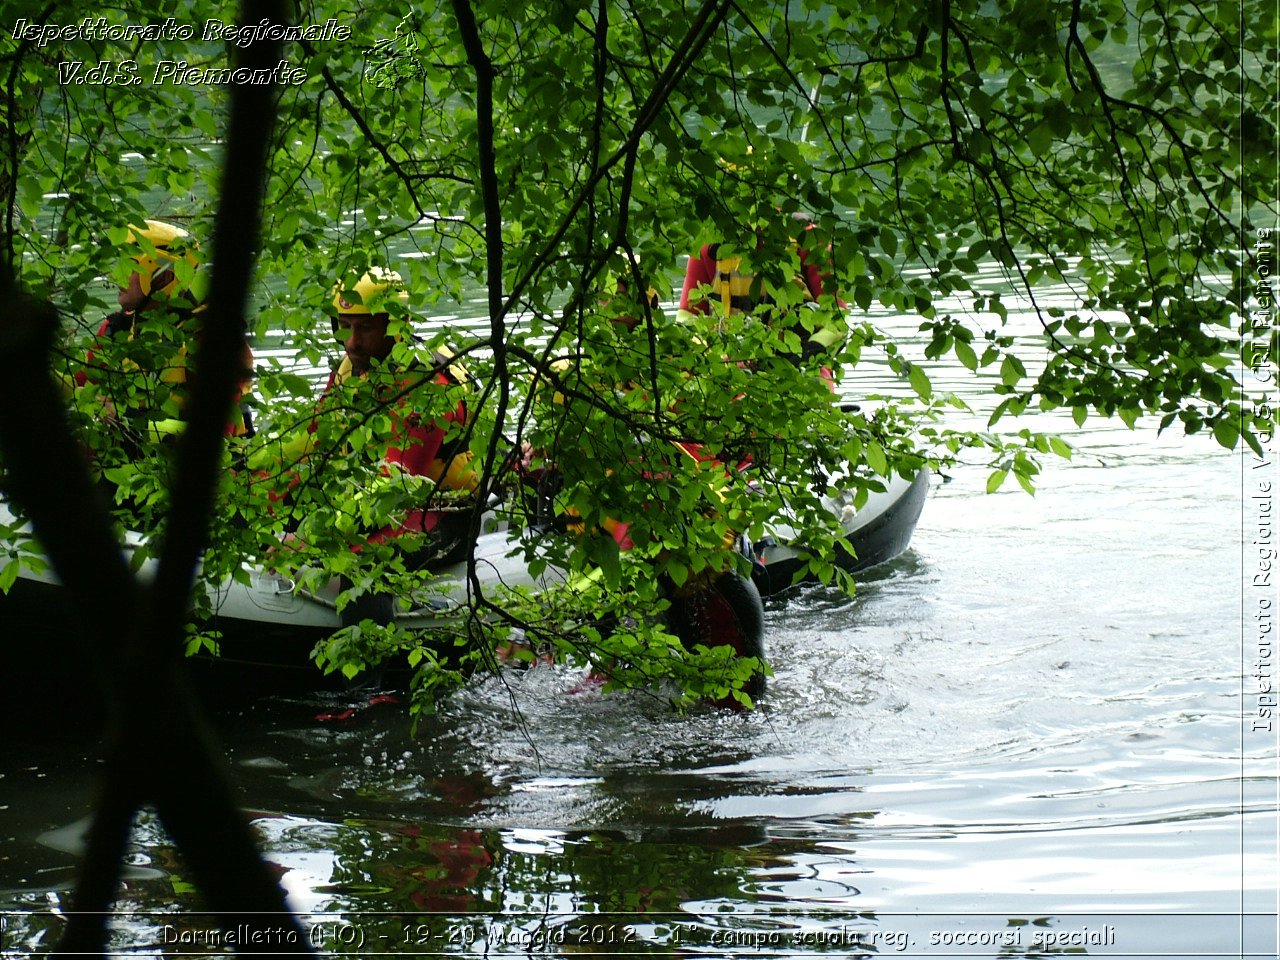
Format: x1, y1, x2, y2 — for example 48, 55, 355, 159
75, 219, 255, 448
677, 217, 846, 371
320, 268, 477, 625
678, 240, 828, 321
325, 268, 476, 548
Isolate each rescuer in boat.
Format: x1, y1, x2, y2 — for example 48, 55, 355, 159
603, 257, 660, 333
677, 213, 846, 381
316, 268, 478, 626
74, 219, 255, 452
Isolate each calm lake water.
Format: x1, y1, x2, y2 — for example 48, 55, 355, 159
1, 284, 1275, 959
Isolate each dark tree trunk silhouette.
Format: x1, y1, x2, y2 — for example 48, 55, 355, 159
0, 3, 313, 955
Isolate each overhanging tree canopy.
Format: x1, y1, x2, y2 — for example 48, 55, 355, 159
3, 0, 1275, 706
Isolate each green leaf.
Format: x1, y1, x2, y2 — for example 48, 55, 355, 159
908, 363, 933, 399
989, 397, 1014, 427
865, 441, 889, 476
666, 558, 689, 588
1027, 121, 1054, 156
1212, 418, 1239, 450
0, 558, 17, 594
986, 469, 1009, 494
1245, 430, 1265, 456
880, 228, 898, 258
1000, 354, 1025, 387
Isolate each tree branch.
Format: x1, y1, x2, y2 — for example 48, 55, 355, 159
0, 3, 313, 953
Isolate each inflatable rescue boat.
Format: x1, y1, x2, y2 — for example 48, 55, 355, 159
0, 467, 928, 686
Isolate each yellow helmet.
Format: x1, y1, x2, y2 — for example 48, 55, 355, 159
332, 267, 409, 316
125, 220, 199, 298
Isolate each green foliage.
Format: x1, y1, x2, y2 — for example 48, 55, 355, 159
2, 0, 1274, 708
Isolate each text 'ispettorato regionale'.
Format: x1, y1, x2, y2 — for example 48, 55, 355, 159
11, 17, 352, 47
